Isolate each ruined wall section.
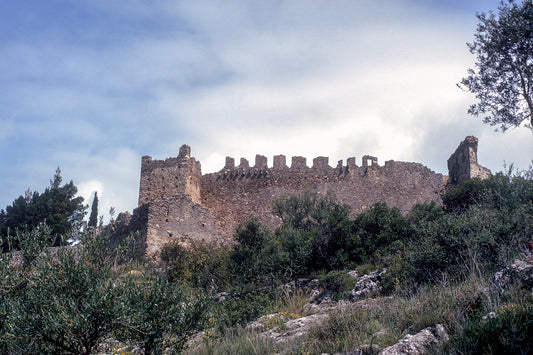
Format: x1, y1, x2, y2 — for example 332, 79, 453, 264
447, 136, 491, 185
138, 145, 202, 206
144, 194, 224, 258
201, 154, 445, 239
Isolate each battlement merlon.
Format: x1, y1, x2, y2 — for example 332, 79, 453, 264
178, 144, 191, 159
138, 136, 487, 208
447, 136, 491, 185
218, 155, 365, 172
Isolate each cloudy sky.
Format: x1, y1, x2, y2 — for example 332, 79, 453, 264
1, 0, 531, 221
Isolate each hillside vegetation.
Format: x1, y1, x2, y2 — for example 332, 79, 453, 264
1, 166, 532, 354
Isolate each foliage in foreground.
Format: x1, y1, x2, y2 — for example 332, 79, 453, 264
188, 273, 533, 355
0, 226, 207, 354
181, 166, 533, 353
1, 164, 531, 354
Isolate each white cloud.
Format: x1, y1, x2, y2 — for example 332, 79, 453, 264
77, 180, 104, 207
0, 0, 530, 216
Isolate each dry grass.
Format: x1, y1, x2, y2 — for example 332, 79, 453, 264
184, 271, 533, 354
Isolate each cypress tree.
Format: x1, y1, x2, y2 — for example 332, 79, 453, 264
88, 192, 99, 228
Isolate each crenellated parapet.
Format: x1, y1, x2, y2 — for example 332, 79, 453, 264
206, 153, 387, 182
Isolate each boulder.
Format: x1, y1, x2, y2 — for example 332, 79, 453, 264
491, 259, 533, 292
378, 324, 448, 355
260, 312, 329, 344
349, 269, 386, 301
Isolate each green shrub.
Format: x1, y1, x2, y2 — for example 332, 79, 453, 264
161, 240, 230, 290
442, 178, 489, 212
9, 243, 120, 354
213, 291, 277, 331
115, 274, 208, 354
272, 190, 355, 272
455, 303, 533, 354
274, 225, 314, 282
352, 202, 411, 263
317, 270, 356, 300
230, 218, 275, 286
0, 226, 210, 354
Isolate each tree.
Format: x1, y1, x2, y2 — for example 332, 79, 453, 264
88, 192, 99, 228
0, 168, 87, 250
1, 226, 208, 354
272, 190, 355, 272
230, 218, 273, 285
459, 0, 533, 131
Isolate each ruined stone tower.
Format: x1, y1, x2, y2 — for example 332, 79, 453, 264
125, 136, 490, 259
447, 136, 491, 185
139, 144, 202, 206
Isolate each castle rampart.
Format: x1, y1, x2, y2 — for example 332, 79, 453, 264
130, 136, 490, 258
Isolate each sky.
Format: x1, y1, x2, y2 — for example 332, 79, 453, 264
1, 0, 532, 222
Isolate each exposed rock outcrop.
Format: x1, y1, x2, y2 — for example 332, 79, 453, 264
378, 324, 448, 355
349, 269, 387, 301
491, 259, 533, 292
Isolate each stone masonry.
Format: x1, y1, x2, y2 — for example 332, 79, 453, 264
447, 136, 491, 185
127, 136, 490, 259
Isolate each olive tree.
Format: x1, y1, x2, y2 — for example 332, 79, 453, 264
459, 0, 533, 131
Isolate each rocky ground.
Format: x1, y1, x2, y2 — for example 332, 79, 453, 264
100, 257, 533, 354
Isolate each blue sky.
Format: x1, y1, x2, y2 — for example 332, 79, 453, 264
1, 0, 531, 221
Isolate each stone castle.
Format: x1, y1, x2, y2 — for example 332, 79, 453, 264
118, 136, 491, 258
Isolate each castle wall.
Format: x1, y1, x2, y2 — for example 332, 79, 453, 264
131, 137, 490, 259
143, 194, 224, 258
200, 157, 445, 239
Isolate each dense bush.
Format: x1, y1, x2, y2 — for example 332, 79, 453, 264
115, 274, 208, 354
229, 217, 276, 287
0, 226, 207, 354
402, 171, 533, 287
160, 240, 230, 290
272, 190, 354, 277
352, 202, 411, 263
212, 291, 278, 331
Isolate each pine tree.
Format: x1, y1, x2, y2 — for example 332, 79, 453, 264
88, 192, 98, 229
0, 168, 87, 250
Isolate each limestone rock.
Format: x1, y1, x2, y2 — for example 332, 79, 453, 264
260, 312, 329, 345
347, 270, 359, 279
279, 278, 320, 295
378, 324, 448, 355
491, 259, 533, 292
213, 292, 229, 303
349, 269, 386, 301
